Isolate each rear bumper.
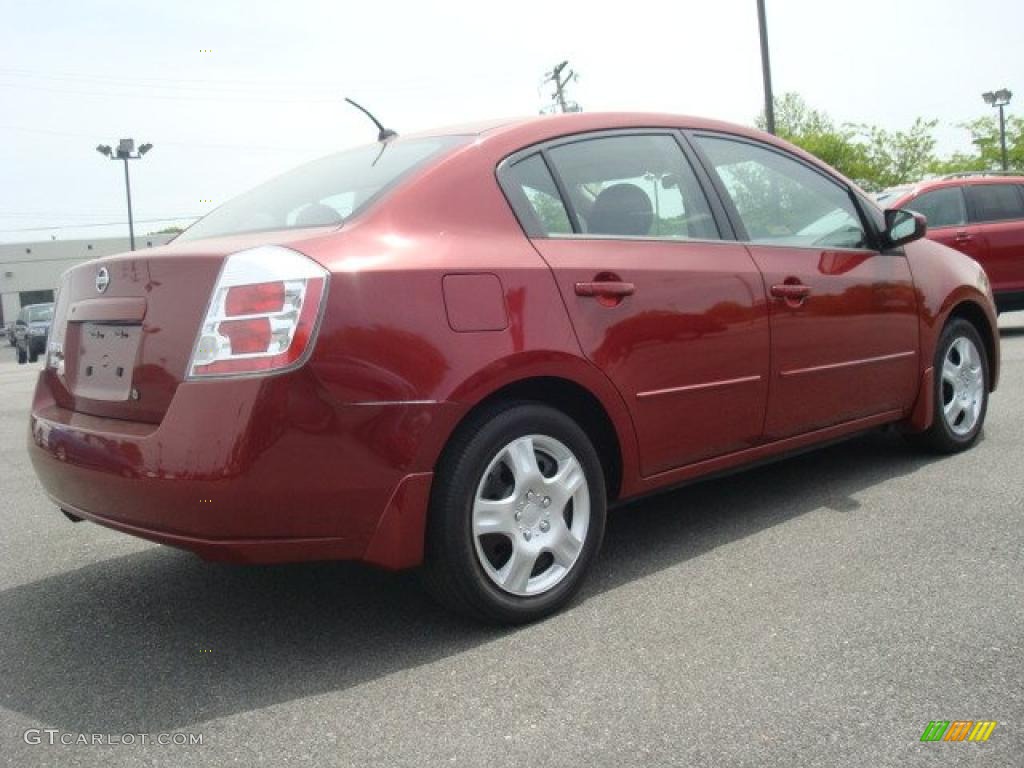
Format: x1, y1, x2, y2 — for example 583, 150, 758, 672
50, 497, 371, 564
28, 368, 460, 567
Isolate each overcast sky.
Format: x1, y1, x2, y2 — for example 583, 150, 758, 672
2, 0, 1022, 242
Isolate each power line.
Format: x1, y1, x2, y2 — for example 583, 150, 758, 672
0, 68, 529, 103
0, 210, 147, 218
0, 215, 201, 234
0, 124, 307, 153
0, 81, 343, 104
0, 65, 526, 91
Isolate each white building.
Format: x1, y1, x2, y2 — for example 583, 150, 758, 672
0, 235, 175, 326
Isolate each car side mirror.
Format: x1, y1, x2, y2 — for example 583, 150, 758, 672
883, 208, 926, 248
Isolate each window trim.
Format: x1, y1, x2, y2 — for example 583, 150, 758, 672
904, 185, 967, 230
683, 129, 882, 254
495, 128, 737, 242
964, 182, 1024, 225
497, 153, 574, 238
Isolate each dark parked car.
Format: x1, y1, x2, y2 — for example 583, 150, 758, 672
15, 303, 54, 364
877, 173, 1024, 313
28, 113, 999, 623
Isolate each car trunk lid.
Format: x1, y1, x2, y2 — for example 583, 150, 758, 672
48, 228, 332, 423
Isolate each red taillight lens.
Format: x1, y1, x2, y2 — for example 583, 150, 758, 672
187, 246, 329, 378
225, 282, 285, 316
218, 317, 272, 354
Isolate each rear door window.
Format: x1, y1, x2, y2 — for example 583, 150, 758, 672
906, 187, 967, 228
966, 184, 1024, 223
546, 134, 720, 240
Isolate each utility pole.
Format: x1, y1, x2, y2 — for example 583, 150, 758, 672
542, 61, 580, 114
756, 0, 775, 135
96, 139, 153, 251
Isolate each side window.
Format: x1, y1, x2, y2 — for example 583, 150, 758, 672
695, 135, 868, 249
546, 134, 720, 240
967, 184, 1024, 223
906, 187, 967, 228
503, 154, 573, 235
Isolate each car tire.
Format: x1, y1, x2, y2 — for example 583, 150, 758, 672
909, 318, 989, 453
16, 345, 27, 365
28, 348, 39, 363
421, 401, 606, 624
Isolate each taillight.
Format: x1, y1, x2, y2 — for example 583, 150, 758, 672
187, 246, 328, 378
47, 272, 71, 375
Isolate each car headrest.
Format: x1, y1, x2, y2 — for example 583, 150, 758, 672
293, 203, 343, 228
589, 183, 653, 236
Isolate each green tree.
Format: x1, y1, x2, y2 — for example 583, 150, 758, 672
756, 93, 869, 182
757, 93, 940, 191
851, 118, 939, 190
930, 115, 1024, 174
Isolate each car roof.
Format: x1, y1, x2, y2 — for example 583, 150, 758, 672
418, 111, 778, 143
886, 174, 1024, 203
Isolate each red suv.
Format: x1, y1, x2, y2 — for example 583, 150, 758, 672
29, 113, 999, 623
878, 174, 1024, 313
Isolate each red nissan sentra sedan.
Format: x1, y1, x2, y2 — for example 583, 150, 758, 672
29, 113, 999, 623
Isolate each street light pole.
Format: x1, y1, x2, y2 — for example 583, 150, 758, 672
982, 89, 1012, 172
998, 101, 1008, 172
95, 139, 153, 251
756, 0, 775, 135
122, 156, 135, 250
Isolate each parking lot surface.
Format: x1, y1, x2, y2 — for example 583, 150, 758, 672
1, 316, 1022, 767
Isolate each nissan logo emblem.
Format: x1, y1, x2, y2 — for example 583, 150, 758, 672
96, 267, 110, 294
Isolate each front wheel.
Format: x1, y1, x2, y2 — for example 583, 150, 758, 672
910, 318, 989, 453
422, 402, 606, 624
16, 345, 27, 364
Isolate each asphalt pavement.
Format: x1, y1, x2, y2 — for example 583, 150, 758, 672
1, 316, 1022, 767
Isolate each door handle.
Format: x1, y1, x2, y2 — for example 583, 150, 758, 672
770, 283, 812, 301
575, 281, 636, 298
955, 230, 972, 243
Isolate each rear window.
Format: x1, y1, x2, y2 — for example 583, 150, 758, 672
177, 136, 467, 242
967, 183, 1024, 223
26, 305, 53, 322
907, 187, 967, 228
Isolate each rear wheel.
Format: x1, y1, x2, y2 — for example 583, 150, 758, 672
910, 318, 988, 453
421, 402, 606, 624
16, 344, 27, 364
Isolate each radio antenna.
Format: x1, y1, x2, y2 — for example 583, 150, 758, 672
344, 97, 398, 142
